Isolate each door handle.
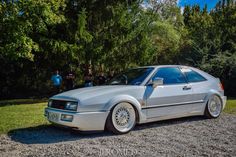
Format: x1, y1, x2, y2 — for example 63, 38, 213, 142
183, 86, 191, 90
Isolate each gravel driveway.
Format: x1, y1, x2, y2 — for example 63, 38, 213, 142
0, 114, 235, 157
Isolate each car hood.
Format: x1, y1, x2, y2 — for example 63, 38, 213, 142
51, 85, 142, 102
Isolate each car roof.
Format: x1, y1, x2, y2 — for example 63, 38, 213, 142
136, 65, 191, 69
136, 65, 216, 81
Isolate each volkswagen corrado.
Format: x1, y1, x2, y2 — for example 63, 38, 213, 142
45, 65, 227, 134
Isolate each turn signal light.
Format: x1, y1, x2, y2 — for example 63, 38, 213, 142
61, 114, 73, 122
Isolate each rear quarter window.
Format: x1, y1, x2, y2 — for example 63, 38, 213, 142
181, 68, 207, 83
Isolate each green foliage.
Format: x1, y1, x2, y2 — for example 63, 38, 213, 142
0, 0, 235, 98
76, 8, 93, 43
151, 21, 181, 63
180, 1, 236, 96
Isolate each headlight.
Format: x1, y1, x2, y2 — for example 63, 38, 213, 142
65, 102, 78, 111
48, 100, 52, 107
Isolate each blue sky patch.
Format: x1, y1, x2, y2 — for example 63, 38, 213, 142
178, 0, 220, 11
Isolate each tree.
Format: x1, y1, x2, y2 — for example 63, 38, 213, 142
0, 0, 156, 98
180, 1, 236, 96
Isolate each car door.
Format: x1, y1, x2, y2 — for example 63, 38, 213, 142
145, 67, 194, 119
180, 67, 208, 113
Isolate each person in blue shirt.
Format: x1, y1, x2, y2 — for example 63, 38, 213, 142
51, 70, 62, 94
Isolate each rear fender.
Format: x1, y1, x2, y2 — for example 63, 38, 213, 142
204, 89, 225, 109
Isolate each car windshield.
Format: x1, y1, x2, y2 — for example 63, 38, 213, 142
107, 67, 154, 85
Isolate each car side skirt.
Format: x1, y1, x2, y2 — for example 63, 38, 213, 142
139, 101, 206, 124
142, 111, 203, 124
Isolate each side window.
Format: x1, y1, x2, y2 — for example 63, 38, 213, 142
181, 68, 206, 82
153, 67, 187, 85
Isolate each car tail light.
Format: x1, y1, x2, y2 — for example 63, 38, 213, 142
219, 82, 224, 91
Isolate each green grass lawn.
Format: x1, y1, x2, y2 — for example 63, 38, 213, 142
0, 99, 235, 135
223, 99, 236, 115
0, 100, 49, 134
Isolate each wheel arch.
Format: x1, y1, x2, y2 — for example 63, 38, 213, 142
103, 95, 144, 123
204, 90, 224, 118
205, 89, 224, 105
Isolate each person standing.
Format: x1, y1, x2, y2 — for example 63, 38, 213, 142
106, 70, 114, 82
65, 69, 75, 90
51, 70, 62, 94
96, 71, 106, 85
84, 68, 93, 87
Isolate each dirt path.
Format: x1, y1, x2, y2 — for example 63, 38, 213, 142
0, 114, 236, 157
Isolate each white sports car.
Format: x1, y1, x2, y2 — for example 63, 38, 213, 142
45, 65, 227, 134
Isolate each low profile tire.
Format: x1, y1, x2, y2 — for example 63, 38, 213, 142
106, 102, 136, 134
205, 95, 223, 118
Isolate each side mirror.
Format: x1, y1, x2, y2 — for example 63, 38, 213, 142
150, 77, 163, 88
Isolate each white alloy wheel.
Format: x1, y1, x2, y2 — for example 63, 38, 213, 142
107, 102, 136, 134
206, 95, 222, 118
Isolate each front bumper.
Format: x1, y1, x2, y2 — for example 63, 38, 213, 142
222, 96, 227, 109
45, 108, 109, 131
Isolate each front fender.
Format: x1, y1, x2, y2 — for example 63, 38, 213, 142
103, 95, 146, 123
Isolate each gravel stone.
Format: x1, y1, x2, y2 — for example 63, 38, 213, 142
0, 114, 235, 157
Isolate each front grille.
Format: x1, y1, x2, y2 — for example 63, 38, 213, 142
50, 100, 67, 110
